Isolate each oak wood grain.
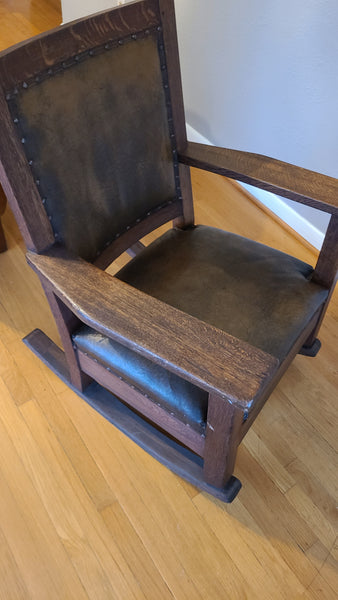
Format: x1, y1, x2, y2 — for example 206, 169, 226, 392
179, 141, 338, 215
43, 285, 91, 391
27, 246, 278, 409
203, 393, 243, 488
0, 0, 160, 91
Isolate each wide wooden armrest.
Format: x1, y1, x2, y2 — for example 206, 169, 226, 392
179, 141, 338, 214
27, 246, 278, 410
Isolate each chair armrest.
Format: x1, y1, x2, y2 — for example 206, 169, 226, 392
179, 141, 338, 215
27, 246, 278, 410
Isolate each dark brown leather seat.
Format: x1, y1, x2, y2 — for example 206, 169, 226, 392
73, 324, 209, 430
73, 225, 328, 431
115, 226, 328, 360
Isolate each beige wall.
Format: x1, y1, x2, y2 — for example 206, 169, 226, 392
175, 1, 338, 178
174, 0, 336, 239
61, 0, 120, 23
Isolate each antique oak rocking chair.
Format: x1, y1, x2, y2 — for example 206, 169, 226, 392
0, 0, 337, 502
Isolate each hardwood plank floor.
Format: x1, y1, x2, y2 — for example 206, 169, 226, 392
0, 1, 337, 598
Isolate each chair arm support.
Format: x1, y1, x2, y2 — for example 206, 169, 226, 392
312, 213, 338, 288
179, 142, 338, 215
27, 246, 278, 410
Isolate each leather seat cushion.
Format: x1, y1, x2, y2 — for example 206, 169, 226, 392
73, 225, 328, 427
72, 328, 209, 429
116, 225, 328, 360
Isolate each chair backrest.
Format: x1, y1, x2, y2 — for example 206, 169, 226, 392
0, 0, 189, 262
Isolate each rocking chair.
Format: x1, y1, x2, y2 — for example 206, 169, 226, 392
0, 0, 337, 502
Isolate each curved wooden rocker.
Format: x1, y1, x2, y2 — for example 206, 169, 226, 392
0, 0, 337, 502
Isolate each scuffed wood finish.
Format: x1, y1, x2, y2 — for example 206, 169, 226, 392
0, 91, 55, 252
0, 183, 6, 252
0, 0, 161, 91
204, 393, 243, 488
27, 246, 278, 409
179, 141, 338, 215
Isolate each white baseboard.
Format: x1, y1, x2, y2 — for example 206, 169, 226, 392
186, 124, 325, 250
186, 124, 212, 146
240, 183, 326, 250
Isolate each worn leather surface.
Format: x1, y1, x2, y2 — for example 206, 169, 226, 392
116, 225, 329, 360
13, 34, 176, 261
72, 328, 208, 429
73, 225, 327, 426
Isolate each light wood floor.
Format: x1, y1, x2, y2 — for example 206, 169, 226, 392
0, 2, 337, 599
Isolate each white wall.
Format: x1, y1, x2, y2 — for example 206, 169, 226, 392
61, 0, 120, 23
175, 0, 338, 176
175, 0, 338, 245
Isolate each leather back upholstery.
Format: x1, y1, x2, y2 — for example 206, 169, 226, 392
7, 32, 177, 261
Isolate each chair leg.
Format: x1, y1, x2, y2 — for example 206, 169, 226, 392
42, 284, 92, 391
299, 304, 331, 357
203, 392, 243, 490
299, 338, 321, 357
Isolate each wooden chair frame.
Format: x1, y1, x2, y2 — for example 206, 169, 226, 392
0, 0, 337, 502
0, 184, 6, 252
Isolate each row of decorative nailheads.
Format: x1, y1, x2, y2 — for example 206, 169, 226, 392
156, 30, 182, 202
5, 26, 162, 100
93, 198, 178, 258
73, 348, 198, 427
7, 25, 182, 251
